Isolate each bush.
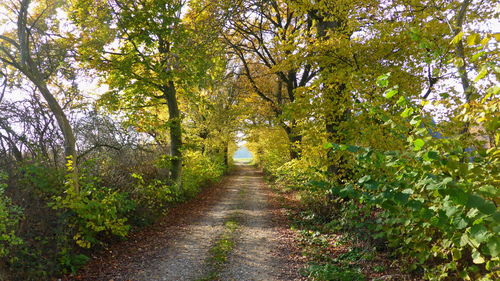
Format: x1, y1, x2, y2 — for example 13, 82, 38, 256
275, 159, 326, 187
0, 172, 23, 258
323, 96, 499, 280
51, 161, 135, 249
181, 150, 226, 197
302, 263, 365, 281
129, 172, 175, 222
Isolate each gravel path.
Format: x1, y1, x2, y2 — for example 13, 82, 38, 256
219, 166, 293, 281
99, 165, 302, 281
126, 171, 240, 281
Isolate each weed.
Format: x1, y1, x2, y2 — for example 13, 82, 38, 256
197, 214, 240, 281
302, 263, 365, 281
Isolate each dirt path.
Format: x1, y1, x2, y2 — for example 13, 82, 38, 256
70, 165, 303, 281
219, 166, 292, 281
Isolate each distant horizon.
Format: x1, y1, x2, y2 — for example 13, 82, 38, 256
233, 146, 253, 159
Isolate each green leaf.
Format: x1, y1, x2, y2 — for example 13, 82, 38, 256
413, 138, 425, 151
470, 225, 489, 243
396, 96, 406, 106
460, 233, 469, 247
472, 249, 485, 264
486, 261, 493, 271
400, 107, 414, 118
467, 194, 497, 215
384, 86, 399, 98
444, 204, 459, 217
423, 151, 439, 161
453, 217, 468, 229
346, 145, 360, 153
478, 185, 498, 197
376, 72, 391, 87
452, 248, 462, 260
394, 192, 409, 203
471, 51, 486, 62
448, 189, 468, 205
474, 67, 488, 82
358, 175, 371, 184
486, 236, 499, 257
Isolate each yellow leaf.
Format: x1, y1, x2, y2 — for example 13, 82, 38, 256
474, 67, 488, 82
451, 31, 464, 45
480, 37, 490, 46
467, 33, 480, 46
493, 33, 500, 41
453, 57, 465, 68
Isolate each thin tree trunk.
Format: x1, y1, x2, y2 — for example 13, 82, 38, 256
454, 0, 472, 101
36, 80, 79, 191
223, 141, 229, 168
17, 0, 79, 191
275, 78, 302, 160
163, 81, 183, 188
36, 82, 77, 162
454, 0, 473, 137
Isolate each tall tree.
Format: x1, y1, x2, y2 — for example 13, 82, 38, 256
72, 0, 213, 186
0, 0, 79, 190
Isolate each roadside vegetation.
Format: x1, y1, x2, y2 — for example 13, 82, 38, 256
0, 0, 498, 280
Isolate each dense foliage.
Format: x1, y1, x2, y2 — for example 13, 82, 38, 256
0, 0, 498, 280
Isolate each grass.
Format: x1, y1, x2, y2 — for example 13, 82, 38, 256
196, 213, 241, 281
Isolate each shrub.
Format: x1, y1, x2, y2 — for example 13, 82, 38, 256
181, 150, 225, 197
51, 161, 135, 249
323, 95, 499, 280
129, 172, 175, 222
0, 172, 23, 258
303, 263, 365, 281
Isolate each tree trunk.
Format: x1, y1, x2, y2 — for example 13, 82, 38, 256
325, 96, 350, 178
35, 80, 79, 191
36, 82, 77, 161
163, 81, 183, 188
453, 0, 473, 137
275, 78, 302, 160
223, 141, 229, 168
283, 123, 302, 160
14, 0, 79, 191
324, 83, 350, 175
313, 12, 351, 180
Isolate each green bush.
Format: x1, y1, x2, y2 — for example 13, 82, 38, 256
302, 263, 365, 281
323, 97, 499, 280
181, 150, 225, 197
51, 161, 135, 249
130, 172, 175, 221
0, 172, 23, 258
19, 163, 65, 197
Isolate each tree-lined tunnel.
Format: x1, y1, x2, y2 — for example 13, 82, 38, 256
0, 0, 498, 280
